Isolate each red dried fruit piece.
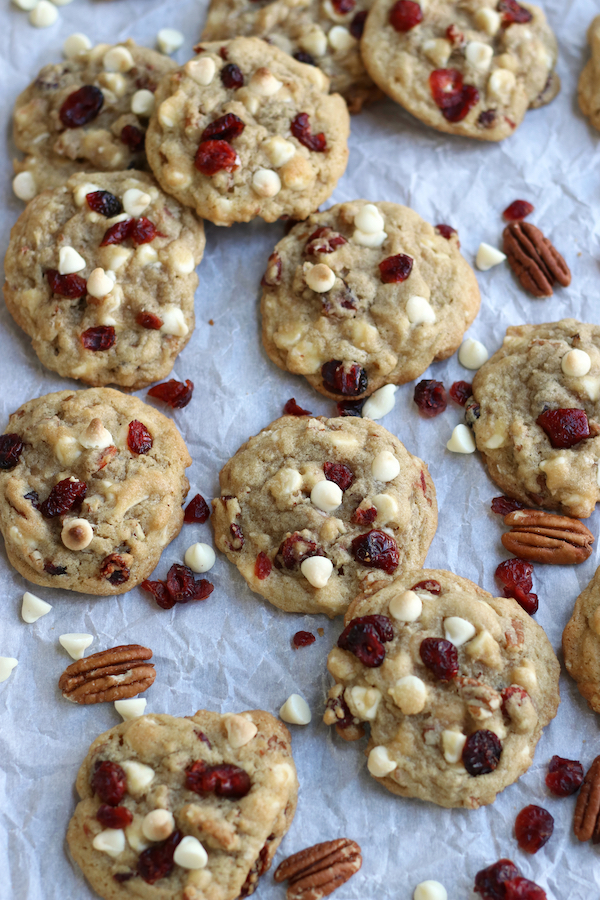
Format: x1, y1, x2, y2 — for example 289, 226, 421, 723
100, 554, 130, 585
46, 269, 87, 299
131, 217, 159, 245
503, 200, 534, 222
474, 859, 520, 900
221, 63, 244, 89
40, 478, 86, 518
332, 0, 355, 12
435, 224, 457, 240
444, 84, 479, 122
96, 805, 133, 829
411, 579, 441, 594
350, 10, 367, 38
495, 558, 538, 615
325, 693, 356, 729
291, 113, 327, 152
337, 399, 365, 417
449, 380, 472, 406
59, 84, 104, 128
462, 730, 502, 776
321, 360, 368, 396
294, 51, 316, 66
230, 523, 244, 550
305, 226, 348, 255
515, 805, 554, 854
284, 398, 311, 416
202, 113, 246, 143
184, 494, 210, 523
279, 532, 322, 569
389, 0, 423, 32
338, 615, 393, 667
323, 461, 354, 491
127, 420, 153, 455
293, 630, 316, 648
446, 23, 464, 44
478, 109, 497, 128
101, 219, 134, 247
353, 505, 377, 525
121, 124, 145, 153
167, 563, 213, 603
501, 685, 528, 717
504, 878, 547, 900
86, 190, 123, 218
91, 760, 127, 806
136, 311, 163, 330
491, 496, 525, 515
44, 561, 67, 575
148, 379, 194, 409
113, 872, 134, 883
0, 434, 24, 470
545, 755, 584, 797
414, 380, 447, 417
186, 760, 251, 798
429, 69, 479, 121
255, 551, 272, 580
497, 0, 532, 25
536, 408, 590, 449
138, 831, 182, 884
24, 490, 40, 509
81, 326, 116, 351
379, 253, 413, 283
195, 140, 239, 175
351, 530, 399, 574
140, 579, 173, 609
419, 637, 458, 681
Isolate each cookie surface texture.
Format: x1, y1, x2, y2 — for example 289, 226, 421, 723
67, 710, 298, 899
579, 15, 600, 131
324, 568, 560, 808
211, 415, 437, 617
261, 201, 480, 399
563, 566, 600, 714
145, 37, 350, 225
13, 41, 176, 196
0, 388, 191, 595
3, 171, 205, 389
470, 320, 600, 519
361, 0, 559, 141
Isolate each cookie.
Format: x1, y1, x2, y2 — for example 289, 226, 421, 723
578, 15, 600, 131
324, 568, 560, 809
3, 171, 205, 390
0, 388, 191, 595
361, 0, 559, 141
200, 0, 380, 113
469, 320, 600, 519
145, 37, 350, 225
563, 566, 600, 714
67, 710, 298, 899
260, 201, 480, 399
211, 415, 437, 617
12, 41, 176, 197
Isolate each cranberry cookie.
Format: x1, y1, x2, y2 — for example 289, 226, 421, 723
579, 15, 600, 131
145, 37, 350, 225
469, 321, 600, 519
200, 0, 380, 113
4, 171, 204, 390
563, 566, 600, 714
12, 41, 176, 197
211, 415, 437, 617
324, 569, 560, 808
0, 388, 191, 595
67, 710, 298, 899
261, 201, 480, 399
361, 0, 559, 141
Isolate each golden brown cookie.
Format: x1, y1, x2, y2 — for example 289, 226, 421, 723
563, 566, 600, 714
579, 15, 600, 131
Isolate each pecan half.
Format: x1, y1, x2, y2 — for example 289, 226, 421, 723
503, 222, 571, 297
274, 838, 362, 900
502, 509, 594, 565
574, 756, 600, 842
58, 644, 155, 704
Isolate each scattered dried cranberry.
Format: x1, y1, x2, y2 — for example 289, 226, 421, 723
148, 379, 194, 409
96, 805, 133, 829
100, 554, 130, 585
337, 399, 365, 417
40, 478, 86, 518
429, 69, 479, 122
449, 380, 472, 406
379, 253, 413, 283
293, 630, 316, 648
81, 325, 116, 351
419, 637, 458, 681
305, 226, 348, 255
279, 532, 322, 569
221, 63, 244, 89
414, 380, 447, 417
545, 755, 584, 797
127, 420, 153, 455
389, 0, 423, 31
140, 579, 171, 608
474, 859, 520, 900
515, 805, 554, 854
323, 461, 354, 491
46, 269, 87, 299
44, 561, 67, 575
503, 200, 534, 222
137, 831, 182, 884
0, 434, 24, 470
59, 84, 104, 128
131, 217, 159, 245
504, 877, 547, 900
195, 139, 239, 175
331, 0, 355, 12
321, 360, 367, 396
202, 113, 246, 143
91, 760, 127, 806
184, 494, 210, 524
86, 190, 123, 218
338, 615, 393, 667
491, 496, 525, 515
495, 558, 538, 615
186, 760, 251, 798
435, 224, 457, 240
353, 505, 377, 525
294, 51, 316, 66
290, 113, 327, 152
497, 0, 532, 25
284, 398, 311, 416
255, 551, 272, 580
350, 10, 368, 38
100, 219, 133, 247
411, 579, 441, 594
351, 530, 399, 574
136, 311, 163, 330
536, 408, 591, 449
462, 730, 502, 776
121, 124, 145, 153
141, 563, 213, 609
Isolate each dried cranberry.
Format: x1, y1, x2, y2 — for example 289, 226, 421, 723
462, 730, 502, 776
411, 579, 442, 594
138, 831, 182, 884
96, 805, 133, 829
545, 755, 584, 797
491, 496, 525, 515
350, 10, 368, 38
284, 398, 311, 416
478, 109, 497, 128
503, 200, 534, 222
389, 0, 423, 31
337, 399, 365, 417
429, 69, 479, 122
81, 326, 116, 351
91, 760, 127, 806
100, 219, 133, 247
321, 360, 367, 396
140, 579, 173, 609
497, 0, 532, 25
44, 561, 67, 575
294, 51, 316, 66
293, 630, 316, 648
331, 0, 356, 12
379, 253, 413, 283
184, 494, 210, 523
202, 113, 246, 143
127, 420, 153, 455
186, 760, 251, 798
414, 380, 447, 417
46, 269, 87, 299
230, 522, 244, 550
100, 554, 130, 585
444, 84, 479, 122
24, 490, 40, 509
86, 190, 123, 218
148, 379, 194, 409
323, 461, 354, 491
121, 124, 145, 152
419, 637, 458, 681
136, 311, 163, 329
59, 85, 104, 128
446, 23, 464, 44
40, 478, 86, 518
131, 217, 159, 245
514, 805, 554, 854
0, 434, 24, 470
351, 530, 399, 574
536, 408, 590, 449
325, 693, 356, 729
279, 532, 322, 569
504, 878, 547, 900
255, 551, 272, 580
221, 63, 244, 89
435, 224, 457, 240
495, 558, 538, 615
195, 140, 239, 175
338, 615, 393, 667
449, 380, 472, 406
305, 226, 348, 255
290, 113, 327, 152
474, 859, 520, 900
166, 563, 212, 603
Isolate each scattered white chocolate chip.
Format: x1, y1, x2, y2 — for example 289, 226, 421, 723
12, 171, 37, 202
301, 556, 333, 588
372, 493, 399, 524
185, 56, 215, 86
353, 228, 387, 248
371, 450, 400, 482
458, 338, 489, 369
311, 480, 343, 513
184, 543, 216, 574
14, 0, 38, 9
61, 518, 93, 551
21, 592, 52, 624
354, 204, 385, 234
51, 0, 75, 6
0, 658, 18, 683
142, 809, 175, 842
115, 698, 147, 721
465, 41, 493, 73
225, 714, 258, 748
250, 68, 283, 96
80, 418, 113, 450
123, 188, 151, 217
93, 829, 126, 858
406, 296, 436, 325
86, 268, 114, 299
160, 307, 189, 337
328, 25, 356, 53
442, 729, 467, 764
59, 633, 93, 660
414, 880, 448, 900
252, 168, 282, 198
488, 68, 516, 104
306, 264, 336, 293
362, 384, 397, 420
389, 589, 422, 622
389, 675, 427, 715
446, 424, 476, 454
562, 348, 591, 377
121, 760, 155, 794
475, 8, 501, 35
263, 135, 296, 168
63, 33, 92, 58
298, 28, 327, 58
58, 246, 86, 275
476, 242, 506, 271
174, 836, 208, 870
443, 617, 476, 647
279, 693, 312, 725
29, 1, 58, 27
157, 28, 184, 55
367, 745, 397, 778
103, 46, 134, 73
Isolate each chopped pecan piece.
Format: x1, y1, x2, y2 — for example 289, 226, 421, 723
274, 838, 362, 900
59, 644, 155, 704
503, 222, 571, 298
573, 756, 600, 842
501, 509, 594, 565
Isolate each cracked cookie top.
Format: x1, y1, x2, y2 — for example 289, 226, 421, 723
578, 15, 600, 132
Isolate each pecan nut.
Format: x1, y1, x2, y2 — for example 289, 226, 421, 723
501, 509, 594, 565
274, 838, 362, 900
503, 222, 571, 298
58, 644, 155, 704
574, 756, 600, 842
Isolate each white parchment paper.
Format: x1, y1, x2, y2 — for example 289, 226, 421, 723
1, 0, 600, 896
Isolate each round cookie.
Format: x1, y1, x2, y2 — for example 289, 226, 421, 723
0, 388, 191, 595
211, 415, 437, 617
13, 41, 177, 197
579, 15, 600, 131
4, 170, 205, 390
260, 200, 480, 400
563, 566, 600, 714
200, 0, 380, 113
361, 0, 559, 142
67, 710, 298, 899
323, 568, 560, 809
469, 320, 600, 519
145, 37, 350, 225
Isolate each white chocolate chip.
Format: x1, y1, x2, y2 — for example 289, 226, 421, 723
263, 135, 296, 168
121, 760, 155, 794
172, 247, 196, 275
414, 880, 448, 900
93, 829, 126, 858
562, 348, 591, 377
21, 592, 52, 624
362, 384, 397, 420
115, 698, 147, 721
298, 28, 327, 58
136, 244, 158, 266
0, 658, 18, 683
184, 543, 216, 574
465, 41, 493, 73
157, 28, 184, 55
160, 307, 189, 337
389, 589, 422, 621
443, 616, 476, 646
465, 629, 501, 667
279, 693, 311, 725
123, 188, 151, 217
225, 714, 258, 748
80, 418, 113, 450
58, 246, 86, 275
59, 633, 93, 660
252, 168, 281, 198
61, 518, 93, 551
348, 685, 382, 720
389, 675, 427, 715
51, 0, 75, 6
174, 836, 208, 870
475, 8, 501, 35
55, 435, 82, 466
371, 450, 400, 482
446, 424, 476, 453
476, 242, 506, 271
29, 1, 58, 27
372, 493, 400, 525
458, 338, 489, 369
367, 745, 397, 777
86, 268, 114, 299
142, 809, 175, 842
488, 68, 516, 104
12, 171, 37, 202
328, 25, 356, 53
423, 38, 451, 67
354, 204, 385, 234
406, 296, 436, 325
249, 68, 283, 96
306, 264, 336, 293
14, 0, 38, 9
482, 428, 506, 449
311, 480, 343, 513
100, 72, 127, 98
300, 556, 333, 588
103, 46, 135, 73
185, 57, 215, 86
442, 730, 467, 764
353, 228, 387, 248
63, 33, 92, 58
